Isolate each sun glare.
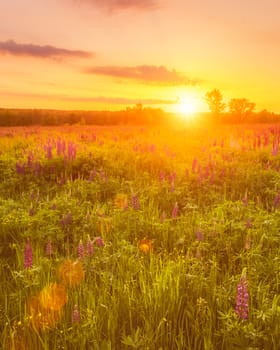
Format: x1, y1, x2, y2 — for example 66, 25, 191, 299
174, 97, 199, 118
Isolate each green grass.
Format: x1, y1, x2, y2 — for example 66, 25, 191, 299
1, 124, 280, 349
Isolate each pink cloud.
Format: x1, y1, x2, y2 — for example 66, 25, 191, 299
0, 91, 177, 105
84, 65, 200, 86
0, 40, 93, 59
74, 0, 160, 12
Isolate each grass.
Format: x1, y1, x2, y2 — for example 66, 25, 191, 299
0, 123, 280, 349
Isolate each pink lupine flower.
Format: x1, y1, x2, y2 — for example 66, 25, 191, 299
46, 239, 53, 257
95, 236, 104, 247
24, 239, 33, 269
86, 236, 94, 257
196, 230, 204, 241
235, 275, 249, 320
172, 202, 179, 219
72, 305, 81, 324
131, 194, 140, 210
77, 240, 85, 259
160, 211, 166, 223
192, 158, 198, 173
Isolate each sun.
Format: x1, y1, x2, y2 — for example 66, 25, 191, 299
174, 97, 199, 118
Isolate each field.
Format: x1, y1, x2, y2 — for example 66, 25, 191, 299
1, 123, 280, 350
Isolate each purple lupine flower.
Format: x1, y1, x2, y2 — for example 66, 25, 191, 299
61, 212, 72, 226
16, 162, 25, 175
159, 171, 165, 183
77, 240, 85, 259
86, 236, 94, 256
235, 275, 249, 320
196, 230, 204, 241
131, 194, 140, 210
46, 239, 53, 257
272, 142, 279, 156
27, 153, 33, 167
242, 197, 248, 206
29, 207, 35, 217
72, 305, 81, 324
160, 211, 166, 223
88, 169, 96, 182
68, 141, 77, 161
192, 158, 198, 173
169, 171, 176, 184
24, 239, 33, 269
245, 218, 252, 229
44, 143, 53, 160
274, 192, 280, 208
172, 202, 179, 219
95, 236, 104, 247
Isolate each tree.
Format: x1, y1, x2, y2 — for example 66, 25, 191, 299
228, 98, 255, 121
205, 89, 226, 115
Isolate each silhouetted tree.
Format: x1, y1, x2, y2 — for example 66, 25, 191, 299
205, 89, 225, 116
228, 98, 255, 121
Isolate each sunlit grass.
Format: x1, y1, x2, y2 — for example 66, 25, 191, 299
1, 124, 280, 349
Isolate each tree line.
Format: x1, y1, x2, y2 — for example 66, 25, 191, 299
205, 89, 279, 123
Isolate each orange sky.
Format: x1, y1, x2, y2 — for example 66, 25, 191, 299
0, 0, 280, 113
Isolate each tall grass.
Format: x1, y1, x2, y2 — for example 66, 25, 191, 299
1, 124, 280, 349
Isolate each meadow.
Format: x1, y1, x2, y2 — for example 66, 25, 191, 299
0, 122, 280, 350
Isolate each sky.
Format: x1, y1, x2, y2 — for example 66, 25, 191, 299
0, 0, 280, 113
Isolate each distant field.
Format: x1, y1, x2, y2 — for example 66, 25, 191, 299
1, 124, 280, 349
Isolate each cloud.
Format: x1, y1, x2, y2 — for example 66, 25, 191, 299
84, 65, 200, 86
0, 91, 177, 105
73, 0, 160, 12
0, 40, 93, 59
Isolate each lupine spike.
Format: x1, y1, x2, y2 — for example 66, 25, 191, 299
95, 236, 104, 247
77, 240, 85, 259
86, 235, 94, 256
72, 304, 81, 324
235, 272, 249, 320
24, 239, 33, 269
46, 239, 53, 257
172, 202, 178, 218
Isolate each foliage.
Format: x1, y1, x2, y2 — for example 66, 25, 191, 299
1, 124, 280, 349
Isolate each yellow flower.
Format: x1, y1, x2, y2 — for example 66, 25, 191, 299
139, 239, 153, 253
57, 259, 85, 287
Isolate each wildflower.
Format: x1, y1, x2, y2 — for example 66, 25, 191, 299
61, 212, 72, 226
77, 240, 85, 259
29, 206, 35, 217
24, 239, 33, 269
274, 192, 280, 208
235, 274, 249, 320
139, 239, 153, 253
192, 158, 198, 173
196, 230, 204, 241
131, 194, 140, 210
95, 236, 104, 247
86, 236, 94, 257
245, 218, 252, 229
72, 305, 81, 324
159, 171, 165, 182
46, 239, 53, 257
15, 162, 25, 175
160, 211, 166, 223
44, 142, 53, 160
57, 260, 85, 288
172, 202, 179, 219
